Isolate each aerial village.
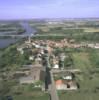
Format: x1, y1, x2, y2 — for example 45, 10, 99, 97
15, 37, 99, 93
0, 20, 99, 100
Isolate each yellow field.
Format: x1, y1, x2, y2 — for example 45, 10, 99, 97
84, 28, 99, 32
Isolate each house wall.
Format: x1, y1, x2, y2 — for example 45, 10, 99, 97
56, 84, 77, 90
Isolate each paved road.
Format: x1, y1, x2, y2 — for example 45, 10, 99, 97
52, 69, 81, 73
48, 71, 59, 100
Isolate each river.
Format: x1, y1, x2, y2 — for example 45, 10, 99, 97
0, 22, 36, 48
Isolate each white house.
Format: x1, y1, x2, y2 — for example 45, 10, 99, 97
63, 75, 72, 80
29, 56, 34, 60
17, 47, 24, 54
53, 64, 59, 69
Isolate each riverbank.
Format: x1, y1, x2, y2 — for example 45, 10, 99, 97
0, 22, 36, 48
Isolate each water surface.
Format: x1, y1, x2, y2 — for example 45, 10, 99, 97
0, 22, 36, 48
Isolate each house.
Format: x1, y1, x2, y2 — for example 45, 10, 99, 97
87, 43, 95, 48
53, 64, 59, 69
94, 43, 99, 49
63, 75, 72, 80
19, 76, 35, 84
29, 56, 34, 60
52, 56, 59, 69
55, 79, 78, 90
62, 72, 74, 80
35, 44, 40, 48
35, 57, 42, 64
17, 47, 24, 54
19, 64, 45, 84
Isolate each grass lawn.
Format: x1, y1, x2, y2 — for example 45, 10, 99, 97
72, 50, 99, 89
59, 91, 99, 100
72, 52, 92, 71
11, 84, 49, 100
13, 94, 49, 100
89, 49, 99, 68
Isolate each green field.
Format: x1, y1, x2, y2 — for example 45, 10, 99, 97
12, 85, 49, 100
58, 48, 99, 100
29, 20, 99, 42
59, 91, 99, 100
72, 52, 92, 71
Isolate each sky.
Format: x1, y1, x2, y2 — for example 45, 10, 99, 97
0, 0, 99, 19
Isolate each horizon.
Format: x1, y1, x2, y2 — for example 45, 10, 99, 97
0, 17, 99, 21
0, 0, 99, 20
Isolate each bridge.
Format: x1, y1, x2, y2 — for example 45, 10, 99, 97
0, 34, 34, 37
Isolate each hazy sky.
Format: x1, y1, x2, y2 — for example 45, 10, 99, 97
0, 0, 99, 19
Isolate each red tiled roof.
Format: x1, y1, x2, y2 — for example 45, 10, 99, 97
55, 79, 63, 85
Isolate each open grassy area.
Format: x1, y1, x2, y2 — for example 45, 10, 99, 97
0, 84, 49, 100
59, 91, 99, 100
12, 84, 49, 100
72, 52, 92, 71
13, 92, 49, 100
58, 48, 99, 100
13, 95, 49, 100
